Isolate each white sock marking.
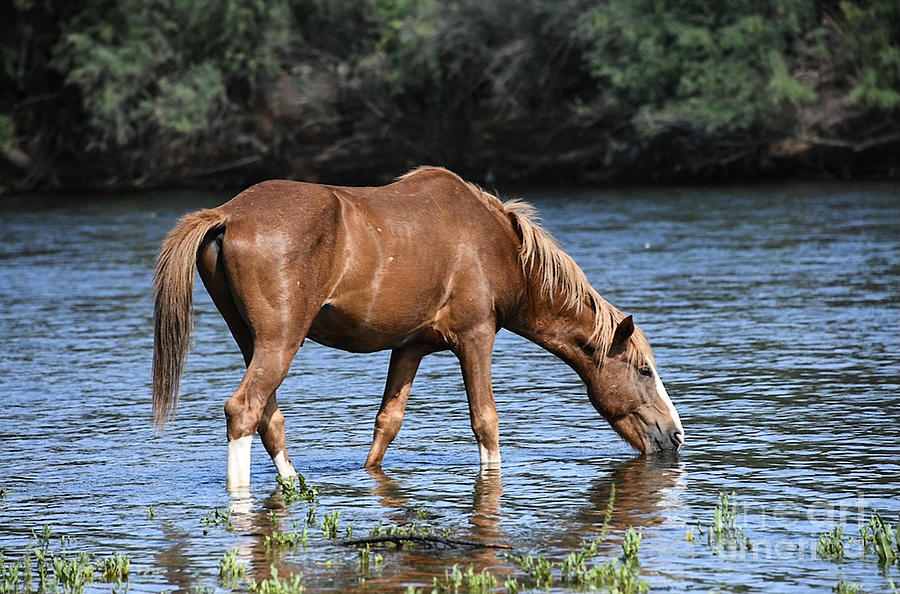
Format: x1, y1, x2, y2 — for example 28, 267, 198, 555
273, 451, 296, 478
478, 442, 502, 467
226, 435, 253, 491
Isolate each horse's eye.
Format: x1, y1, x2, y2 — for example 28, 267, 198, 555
638, 366, 653, 377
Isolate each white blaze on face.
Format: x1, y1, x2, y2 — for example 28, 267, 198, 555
652, 362, 683, 437
226, 435, 253, 491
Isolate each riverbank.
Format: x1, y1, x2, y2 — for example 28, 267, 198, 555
2, 0, 898, 194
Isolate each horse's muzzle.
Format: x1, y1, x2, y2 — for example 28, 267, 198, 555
644, 422, 684, 453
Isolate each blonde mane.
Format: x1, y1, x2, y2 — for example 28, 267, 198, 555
502, 200, 654, 365
398, 167, 653, 365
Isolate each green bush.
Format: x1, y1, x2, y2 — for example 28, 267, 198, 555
579, 0, 819, 133
1, 0, 897, 191
49, 0, 283, 149
840, 0, 900, 111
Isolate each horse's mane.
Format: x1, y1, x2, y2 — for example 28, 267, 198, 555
503, 201, 654, 367
398, 166, 653, 365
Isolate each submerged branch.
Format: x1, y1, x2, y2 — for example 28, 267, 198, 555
337, 535, 513, 550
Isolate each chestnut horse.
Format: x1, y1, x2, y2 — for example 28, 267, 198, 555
153, 167, 683, 490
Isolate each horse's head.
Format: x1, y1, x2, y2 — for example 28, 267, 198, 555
588, 315, 684, 454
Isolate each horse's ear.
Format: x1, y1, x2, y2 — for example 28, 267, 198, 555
612, 315, 635, 349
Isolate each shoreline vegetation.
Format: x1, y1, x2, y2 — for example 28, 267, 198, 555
1, 0, 898, 195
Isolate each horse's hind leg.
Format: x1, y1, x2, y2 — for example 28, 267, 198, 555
258, 394, 296, 478
364, 347, 425, 468
198, 236, 299, 488
224, 347, 299, 490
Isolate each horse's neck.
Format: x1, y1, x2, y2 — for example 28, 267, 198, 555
506, 293, 596, 382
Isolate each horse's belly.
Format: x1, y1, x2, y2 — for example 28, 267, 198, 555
306, 301, 437, 353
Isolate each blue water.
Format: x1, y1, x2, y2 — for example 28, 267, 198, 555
0, 183, 897, 593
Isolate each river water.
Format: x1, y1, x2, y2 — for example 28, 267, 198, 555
0, 183, 897, 593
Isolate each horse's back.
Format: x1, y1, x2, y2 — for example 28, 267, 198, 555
212, 169, 524, 352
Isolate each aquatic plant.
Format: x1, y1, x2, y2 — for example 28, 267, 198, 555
200, 507, 233, 532
276, 474, 317, 505
33, 525, 53, 550
559, 529, 609, 584
503, 576, 519, 594
431, 564, 460, 593
146, 505, 155, 520
580, 527, 647, 594
385, 522, 434, 537
461, 565, 497, 594
364, 520, 438, 549
859, 512, 898, 566
1, 553, 27, 593
706, 491, 752, 553
560, 547, 589, 584
431, 564, 498, 594
31, 526, 54, 591
506, 485, 646, 591
98, 552, 131, 583
52, 552, 95, 594
833, 579, 864, 593
507, 521, 647, 593
0, 488, 8, 499
218, 549, 247, 586
818, 526, 845, 561
322, 510, 341, 539
249, 565, 304, 593
265, 523, 307, 552
306, 505, 317, 527
506, 552, 553, 589
622, 527, 642, 565
357, 544, 383, 575
601, 484, 616, 538
580, 558, 649, 594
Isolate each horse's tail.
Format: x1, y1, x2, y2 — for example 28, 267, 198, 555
153, 209, 227, 429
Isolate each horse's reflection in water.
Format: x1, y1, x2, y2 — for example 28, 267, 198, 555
365, 466, 504, 544
216, 456, 683, 590
366, 467, 409, 512
223, 489, 273, 583
571, 454, 685, 550
154, 521, 196, 593
470, 468, 504, 545
362, 468, 510, 590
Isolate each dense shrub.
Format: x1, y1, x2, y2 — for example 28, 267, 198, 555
0, 0, 897, 192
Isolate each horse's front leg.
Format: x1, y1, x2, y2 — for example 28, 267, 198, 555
456, 326, 501, 467
258, 392, 297, 479
364, 347, 425, 468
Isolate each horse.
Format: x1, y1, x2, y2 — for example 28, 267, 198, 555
152, 167, 683, 490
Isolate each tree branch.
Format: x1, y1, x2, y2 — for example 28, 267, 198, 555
337, 535, 513, 550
